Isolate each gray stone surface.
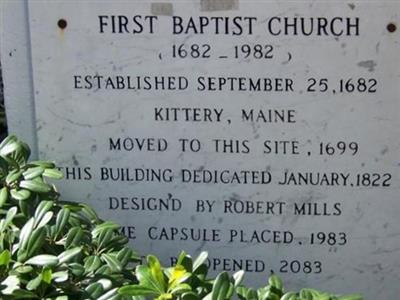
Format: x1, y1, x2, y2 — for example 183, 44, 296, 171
0, 0, 37, 155
2, 1, 400, 299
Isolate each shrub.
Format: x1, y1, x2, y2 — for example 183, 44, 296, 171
0, 136, 362, 300
0, 136, 140, 299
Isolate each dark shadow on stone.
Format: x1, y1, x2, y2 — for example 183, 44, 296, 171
0, 61, 7, 142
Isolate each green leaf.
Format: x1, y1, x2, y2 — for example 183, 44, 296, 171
6, 169, 23, 185
97, 228, 114, 250
18, 217, 35, 252
1, 206, 17, 231
119, 285, 159, 297
26, 274, 43, 290
211, 272, 231, 300
14, 265, 33, 274
246, 289, 258, 300
25, 254, 59, 266
98, 278, 112, 290
84, 255, 102, 273
236, 286, 253, 300
131, 295, 148, 300
18, 199, 30, 217
86, 282, 104, 298
299, 288, 322, 299
80, 203, 99, 222
26, 227, 46, 257
280, 292, 298, 300
176, 251, 193, 272
33, 200, 54, 226
1, 275, 20, 295
0, 155, 9, 172
262, 290, 280, 300
131, 249, 142, 262
65, 226, 84, 248
233, 270, 245, 287
10, 188, 31, 201
17, 249, 29, 263
0, 249, 11, 266
181, 292, 201, 300
29, 160, 55, 168
107, 233, 129, 247
42, 267, 52, 284
117, 247, 133, 267
193, 263, 208, 278
0, 135, 18, 151
94, 264, 111, 276
52, 271, 69, 283
226, 283, 235, 299
43, 168, 63, 179
92, 221, 120, 238
148, 255, 166, 291
55, 207, 70, 237
193, 251, 208, 272
102, 253, 122, 272
0, 140, 20, 156
136, 264, 165, 294
69, 211, 89, 227
69, 262, 85, 277
37, 211, 53, 229
98, 287, 119, 300
0, 187, 8, 207
58, 247, 82, 264
169, 283, 192, 295
10, 289, 39, 299
13, 142, 31, 165
19, 180, 51, 193
257, 286, 270, 300
268, 274, 283, 292
22, 166, 45, 180
53, 296, 69, 300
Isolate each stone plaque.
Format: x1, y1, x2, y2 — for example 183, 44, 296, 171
6, 1, 400, 298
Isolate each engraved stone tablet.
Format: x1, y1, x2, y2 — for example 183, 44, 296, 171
13, 1, 400, 298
